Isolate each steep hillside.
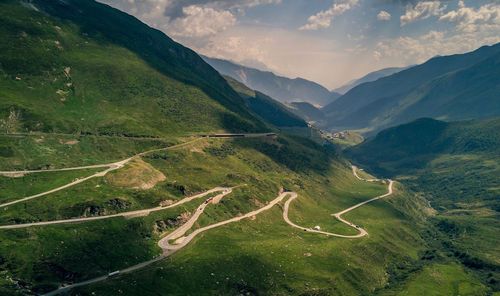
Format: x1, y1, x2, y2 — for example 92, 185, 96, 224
348, 118, 500, 291
323, 43, 500, 134
334, 66, 409, 94
223, 76, 307, 128
0, 0, 267, 137
203, 56, 340, 107
348, 117, 500, 209
288, 102, 326, 122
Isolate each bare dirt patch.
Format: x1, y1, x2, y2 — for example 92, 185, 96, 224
106, 158, 166, 190
0, 172, 26, 178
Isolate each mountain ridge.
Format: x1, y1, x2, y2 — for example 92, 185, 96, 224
202, 55, 340, 107
322, 43, 500, 134
334, 66, 409, 94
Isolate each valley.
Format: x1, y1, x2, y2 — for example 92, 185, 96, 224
0, 0, 498, 295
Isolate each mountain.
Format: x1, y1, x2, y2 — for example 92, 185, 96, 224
287, 102, 325, 122
347, 117, 500, 288
0, 0, 268, 137
0, 1, 495, 296
334, 66, 409, 94
223, 76, 307, 128
322, 43, 500, 134
202, 56, 340, 107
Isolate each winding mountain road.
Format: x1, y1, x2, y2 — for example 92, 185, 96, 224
41, 166, 394, 295
0, 135, 395, 295
283, 167, 393, 238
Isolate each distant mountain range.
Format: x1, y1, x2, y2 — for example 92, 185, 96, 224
334, 66, 409, 94
322, 43, 500, 134
202, 56, 340, 107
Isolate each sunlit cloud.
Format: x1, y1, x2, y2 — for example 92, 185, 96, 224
299, 0, 359, 31
400, 1, 447, 26
377, 10, 392, 21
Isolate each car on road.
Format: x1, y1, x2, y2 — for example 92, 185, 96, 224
108, 271, 120, 277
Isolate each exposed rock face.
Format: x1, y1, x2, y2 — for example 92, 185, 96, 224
153, 212, 191, 234
106, 198, 131, 210
82, 205, 106, 217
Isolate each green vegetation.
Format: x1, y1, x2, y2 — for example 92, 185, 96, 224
379, 263, 489, 296
329, 131, 364, 149
0, 0, 266, 138
0, 133, 435, 295
0, 1, 495, 296
348, 117, 500, 293
224, 76, 308, 128
0, 168, 100, 203
0, 133, 175, 170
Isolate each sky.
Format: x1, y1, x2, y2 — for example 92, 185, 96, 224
99, 0, 500, 89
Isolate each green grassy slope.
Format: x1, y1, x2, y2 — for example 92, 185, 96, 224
0, 133, 432, 295
347, 117, 500, 209
348, 117, 500, 291
0, 0, 267, 137
224, 76, 308, 128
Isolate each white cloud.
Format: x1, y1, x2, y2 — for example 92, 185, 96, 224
99, 0, 279, 36
373, 29, 500, 65
168, 6, 236, 38
377, 10, 391, 21
299, 0, 359, 31
439, 1, 500, 33
202, 35, 271, 68
400, 1, 447, 26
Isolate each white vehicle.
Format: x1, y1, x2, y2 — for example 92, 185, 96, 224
108, 271, 120, 277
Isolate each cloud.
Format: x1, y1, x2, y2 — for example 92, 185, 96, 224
99, 0, 280, 38
164, 0, 282, 19
373, 28, 500, 65
377, 10, 392, 21
299, 0, 359, 31
439, 1, 500, 33
168, 5, 236, 38
400, 1, 447, 26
